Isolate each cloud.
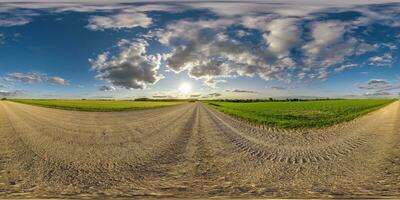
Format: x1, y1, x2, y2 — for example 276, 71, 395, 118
368, 79, 388, 85
301, 21, 371, 78
0, 89, 24, 97
152, 95, 167, 98
3, 72, 68, 86
47, 76, 68, 85
98, 85, 115, 91
358, 79, 400, 96
3, 1, 400, 89
155, 2, 388, 86
158, 18, 299, 86
207, 93, 222, 98
87, 13, 152, 30
368, 53, 393, 67
226, 89, 257, 93
6, 72, 45, 84
270, 86, 287, 90
0, 34, 4, 44
90, 39, 163, 89
364, 91, 391, 96
190, 94, 201, 98
334, 63, 358, 72
0, 9, 38, 27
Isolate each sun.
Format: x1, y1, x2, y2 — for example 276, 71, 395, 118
178, 82, 192, 94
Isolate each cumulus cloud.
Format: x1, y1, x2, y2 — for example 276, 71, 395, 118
158, 18, 299, 86
90, 39, 163, 89
154, 3, 385, 87
98, 85, 115, 91
87, 13, 152, 30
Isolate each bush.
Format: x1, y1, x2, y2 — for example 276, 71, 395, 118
1, 98, 7, 101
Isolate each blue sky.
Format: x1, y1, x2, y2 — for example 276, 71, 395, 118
0, 0, 400, 99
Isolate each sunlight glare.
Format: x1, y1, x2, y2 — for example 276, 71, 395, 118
179, 82, 192, 94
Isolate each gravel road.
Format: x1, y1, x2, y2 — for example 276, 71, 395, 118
0, 101, 399, 198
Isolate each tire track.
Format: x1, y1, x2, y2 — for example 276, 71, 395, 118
202, 103, 386, 165
0, 100, 399, 198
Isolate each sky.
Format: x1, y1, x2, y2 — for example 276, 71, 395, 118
0, 0, 400, 99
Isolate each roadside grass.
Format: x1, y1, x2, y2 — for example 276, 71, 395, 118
207, 99, 397, 128
10, 99, 186, 112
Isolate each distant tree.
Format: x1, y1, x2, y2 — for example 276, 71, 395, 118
1, 98, 7, 100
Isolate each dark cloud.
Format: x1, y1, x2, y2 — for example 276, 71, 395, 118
190, 94, 201, 98
270, 86, 287, 90
98, 85, 115, 91
3, 72, 68, 86
152, 95, 167, 98
358, 79, 400, 97
368, 79, 388, 85
0, 89, 24, 97
358, 79, 393, 90
226, 89, 257, 93
90, 39, 163, 89
204, 93, 222, 98
47, 76, 68, 85
6, 72, 45, 84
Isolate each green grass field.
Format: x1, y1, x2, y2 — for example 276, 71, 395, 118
11, 99, 186, 112
208, 99, 396, 128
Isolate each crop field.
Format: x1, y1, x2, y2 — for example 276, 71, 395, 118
10, 99, 186, 111
208, 99, 396, 128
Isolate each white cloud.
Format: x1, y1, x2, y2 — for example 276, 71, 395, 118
90, 39, 163, 89
368, 53, 393, 67
87, 13, 152, 30
334, 63, 358, 72
263, 18, 301, 57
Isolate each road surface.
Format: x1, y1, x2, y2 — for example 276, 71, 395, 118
0, 101, 399, 198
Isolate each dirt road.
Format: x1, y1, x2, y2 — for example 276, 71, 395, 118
0, 101, 399, 198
